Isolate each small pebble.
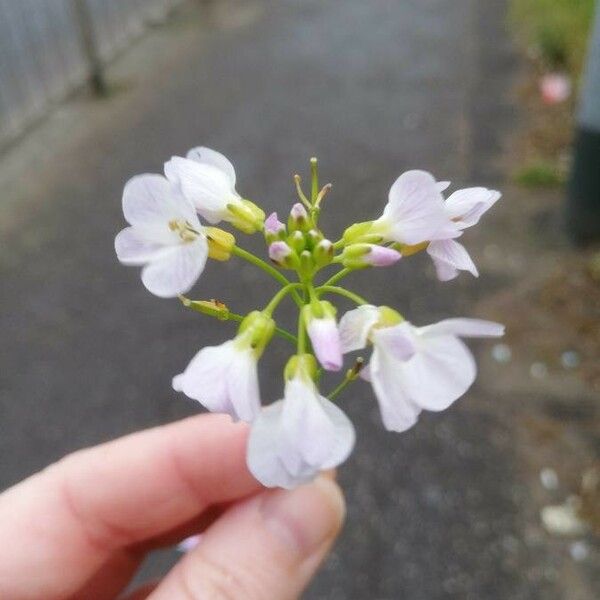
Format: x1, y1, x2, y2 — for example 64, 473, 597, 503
492, 343, 512, 363
540, 468, 559, 491
530, 362, 548, 379
569, 541, 589, 562
560, 350, 580, 369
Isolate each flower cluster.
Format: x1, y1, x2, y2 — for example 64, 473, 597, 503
115, 147, 504, 489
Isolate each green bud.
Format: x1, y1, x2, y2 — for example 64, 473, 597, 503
305, 229, 322, 249
288, 203, 311, 232
226, 199, 265, 234
284, 353, 318, 381
288, 230, 306, 253
237, 310, 275, 357
313, 239, 334, 267
342, 221, 374, 244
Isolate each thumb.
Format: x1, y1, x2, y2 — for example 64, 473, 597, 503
147, 476, 345, 600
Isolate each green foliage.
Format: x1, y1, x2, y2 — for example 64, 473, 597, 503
514, 161, 564, 187
510, 0, 595, 76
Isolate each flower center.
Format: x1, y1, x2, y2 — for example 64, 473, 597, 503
169, 219, 198, 243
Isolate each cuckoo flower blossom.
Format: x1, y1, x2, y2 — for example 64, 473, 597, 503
164, 146, 264, 233
172, 311, 274, 422
247, 356, 355, 489
370, 170, 458, 246
426, 185, 501, 281
339, 305, 504, 432
114, 174, 207, 298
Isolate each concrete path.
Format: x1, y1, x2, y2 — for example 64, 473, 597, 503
1, 0, 593, 597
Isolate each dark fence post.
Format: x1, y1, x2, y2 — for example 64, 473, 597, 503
72, 0, 107, 96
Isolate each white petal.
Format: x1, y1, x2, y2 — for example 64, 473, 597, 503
164, 157, 238, 223
114, 226, 170, 265
226, 349, 261, 422
427, 239, 478, 281
141, 238, 208, 298
281, 379, 338, 466
382, 170, 453, 245
186, 146, 237, 187
314, 395, 356, 469
122, 174, 198, 231
421, 318, 505, 338
247, 402, 314, 489
399, 334, 476, 411
437, 180, 451, 192
339, 305, 380, 353
445, 188, 501, 228
369, 345, 421, 432
173, 342, 233, 414
371, 323, 417, 362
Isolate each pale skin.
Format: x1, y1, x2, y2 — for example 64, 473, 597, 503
0, 415, 345, 599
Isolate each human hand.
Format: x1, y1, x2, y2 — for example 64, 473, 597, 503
0, 415, 345, 599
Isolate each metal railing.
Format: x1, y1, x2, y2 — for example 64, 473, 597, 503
0, 0, 184, 149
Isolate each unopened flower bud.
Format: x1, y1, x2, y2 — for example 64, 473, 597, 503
226, 199, 265, 234
302, 301, 342, 371
313, 239, 334, 267
288, 230, 306, 253
264, 212, 286, 243
306, 229, 322, 248
341, 244, 401, 268
268, 241, 297, 268
205, 227, 236, 261
342, 221, 376, 244
288, 202, 310, 232
237, 310, 275, 357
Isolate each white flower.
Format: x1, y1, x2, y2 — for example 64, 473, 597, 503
247, 375, 355, 489
427, 186, 501, 281
339, 306, 504, 432
303, 301, 343, 372
172, 311, 274, 423
164, 147, 239, 224
164, 146, 264, 232
114, 174, 208, 298
172, 339, 260, 422
371, 170, 458, 246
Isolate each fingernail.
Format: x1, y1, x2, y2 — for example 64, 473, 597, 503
260, 477, 345, 559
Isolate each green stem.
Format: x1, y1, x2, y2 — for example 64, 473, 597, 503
321, 268, 351, 287
231, 245, 303, 306
328, 375, 354, 401
263, 283, 305, 316
297, 311, 307, 353
316, 285, 367, 306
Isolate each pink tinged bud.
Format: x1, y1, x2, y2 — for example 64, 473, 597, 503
268, 241, 292, 263
265, 212, 285, 235
290, 202, 308, 220
307, 317, 343, 371
366, 245, 402, 267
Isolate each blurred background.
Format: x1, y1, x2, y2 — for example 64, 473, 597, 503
0, 0, 599, 597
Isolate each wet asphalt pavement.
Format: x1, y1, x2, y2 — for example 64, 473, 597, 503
0, 0, 568, 597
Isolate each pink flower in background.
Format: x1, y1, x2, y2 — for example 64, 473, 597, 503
114, 174, 208, 298
540, 73, 571, 105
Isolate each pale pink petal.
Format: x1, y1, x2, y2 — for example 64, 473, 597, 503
339, 305, 380, 353
445, 188, 501, 228
421, 318, 505, 338
307, 317, 343, 371
381, 170, 453, 245
427, 239, 478, 281
366, 245, 402, 267
141, 237, 208, 298
186, 146, 237, 187
399, 334, 476, 411
369, 344, 421, 432
268, 241, 291, 262
437, 180, 451, 192
164, 157, 238, 223
173, 342, 233, 414
114, 227, 171, 266
264, 212, 285, 235
122, 174, 198, 231
226, 349, 261, 422
371, 323, 417, 362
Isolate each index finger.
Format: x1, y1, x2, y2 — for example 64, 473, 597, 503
0, 414, 261, 599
